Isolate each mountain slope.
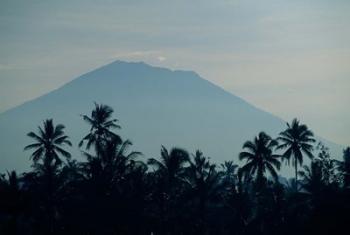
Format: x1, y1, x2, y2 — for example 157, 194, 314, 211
0, 61, 342, 173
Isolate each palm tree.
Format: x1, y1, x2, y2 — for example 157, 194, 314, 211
24, 119, 71, 234
277, 118, 315, 191
186, 150, 223, 232
79, 138, 144, 233
239, 132, 281, 190
82, 138, 142, 188
187, 151, 223, 200
79, 103, 121, 155
148, 146, 189, 187
147, 146, 189, 234
221, 160, 239, 189
24, 119, 72, 168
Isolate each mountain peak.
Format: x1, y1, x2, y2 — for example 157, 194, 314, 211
106, 60, 199, 77
110, 60, 148, 67
0, 61, 342, 173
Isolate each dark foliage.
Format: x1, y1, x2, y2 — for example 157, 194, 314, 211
0, 104, 348, 235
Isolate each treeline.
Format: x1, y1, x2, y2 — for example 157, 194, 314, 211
0, 103, 349, 235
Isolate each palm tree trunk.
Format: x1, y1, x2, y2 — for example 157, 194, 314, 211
198, 196, 206, 234
48, 167, 55, 235
295, 158, 298, 192
257, 167, 264, 192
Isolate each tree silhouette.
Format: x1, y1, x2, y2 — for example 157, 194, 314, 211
221, 160, 239, 190
239, 132, 281, 190
337, 147, 350, 188
24, 119, 72, 234
79, 103, 121, 155
82, 138, 142, 191
315, 143, 338, 187
78, 138, 145, 233
185, 150, 223, 233
148, 146, 189, 187
277, 118, 315, 192
2, 103, 350, 234
147, 146, 189, 234
0, 171, 24, 234
24, 119, 72, 169
298, 160, 324, 196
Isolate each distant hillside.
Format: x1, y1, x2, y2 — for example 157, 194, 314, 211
0, 61, 342, 174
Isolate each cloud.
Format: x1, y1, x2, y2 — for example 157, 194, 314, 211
111, 50, 166, 62
157, 56, 166, 62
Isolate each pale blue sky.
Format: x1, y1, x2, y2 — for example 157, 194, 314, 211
0, 0, 349, 145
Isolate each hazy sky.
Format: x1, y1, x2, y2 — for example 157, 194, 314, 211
0, 0, 349, 145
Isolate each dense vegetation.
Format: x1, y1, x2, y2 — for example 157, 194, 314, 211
0, 103, 349, 235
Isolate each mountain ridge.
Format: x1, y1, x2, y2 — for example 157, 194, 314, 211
0, 60, 343, 174
0, 61, 281, 121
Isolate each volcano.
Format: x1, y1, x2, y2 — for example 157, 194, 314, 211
0, 61, 342, 173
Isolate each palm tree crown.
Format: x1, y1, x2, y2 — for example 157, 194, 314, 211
185, 150, 223, 231
83, 139, 142, 181
221, 160, 238, 187
79, 103, 121, 152
24, 119, 72, 167
239, 132, 281, 188
148, 146, 189, 186
186, 150, 222, 200
277, 118, 315, 191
